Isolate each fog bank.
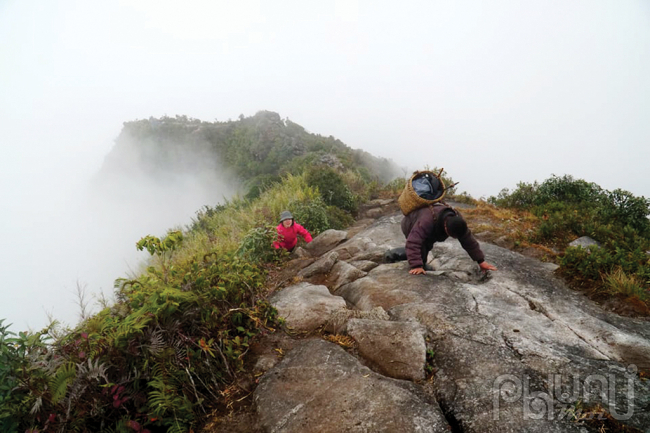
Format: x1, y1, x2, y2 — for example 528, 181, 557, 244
0, 125, 236, 331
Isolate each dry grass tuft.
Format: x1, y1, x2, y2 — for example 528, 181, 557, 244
323, 334, 356, 349
602, 267, 648, 301
460, 201, 555, 258
570, 403, 645, 433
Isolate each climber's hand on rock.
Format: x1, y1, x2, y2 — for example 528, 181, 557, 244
409, 267, 426, 275
479, 261, 497, 272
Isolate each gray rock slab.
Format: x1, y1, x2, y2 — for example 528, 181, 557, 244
328, 260, 367, 291
390, 302, 502, 346
330, 236, 378, 261
254, 339, 450, 433
344, 245, 390, 263
346, 214, 406, 247
269, 282, 346, 332
345, 219, 375, 239
337, 262, 475, 312
324, 306, 390, 334
430, 240, 484, 280
260, 211, 650, 432
291, 246, 310, 258
304, 229, 347, 256
347, 318, 427, 381
336, 267, 426, 311
298, 251, 338, 278
361, 207, 387, 219
477, 242, 650, 368
348, 259, 379, 272
433, 335, 585, 433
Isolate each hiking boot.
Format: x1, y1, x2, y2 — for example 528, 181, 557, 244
384, 247, 407, 263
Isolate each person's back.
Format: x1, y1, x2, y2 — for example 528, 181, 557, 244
401, 204, 454, 244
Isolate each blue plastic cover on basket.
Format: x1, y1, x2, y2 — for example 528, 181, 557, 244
412, 174, 443, 201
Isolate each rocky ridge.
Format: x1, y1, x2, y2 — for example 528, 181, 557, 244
222, 199, 650, 432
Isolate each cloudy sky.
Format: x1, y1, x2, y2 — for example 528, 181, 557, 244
1, 0, 649, 330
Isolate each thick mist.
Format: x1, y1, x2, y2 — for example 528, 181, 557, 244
0, 130, 237, 332
3, 1, 650, 330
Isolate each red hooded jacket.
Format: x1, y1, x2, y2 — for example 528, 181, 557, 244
273, 221, 312, 250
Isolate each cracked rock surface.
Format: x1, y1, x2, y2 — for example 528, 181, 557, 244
259, 212, 650, 432
254, 339, 449, 433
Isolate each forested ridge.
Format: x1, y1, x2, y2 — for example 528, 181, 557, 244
98, 110, 403, 199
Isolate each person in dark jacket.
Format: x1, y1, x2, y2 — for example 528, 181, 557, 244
401, 204, 497, 275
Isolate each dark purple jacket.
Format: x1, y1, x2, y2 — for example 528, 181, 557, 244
401, 204, 485, 269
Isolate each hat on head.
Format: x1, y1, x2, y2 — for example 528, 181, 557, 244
445, 215, 468, 238
279, 210, 294, 222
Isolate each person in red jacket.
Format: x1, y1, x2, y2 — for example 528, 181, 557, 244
273, 210, 313, 252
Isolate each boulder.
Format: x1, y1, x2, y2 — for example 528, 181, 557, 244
345, 218, 376, 239
432, 335, 585, 433
430, 241, 483, 281
254, 339, 450, 433
361, 207, 385, 219
324, 306, 390, 334
349, 214, 405, 246
291, 246, 310, 258
568, 236, 601, 249
358, 198, 398, 219
328, 260, 367, 291
348, 260, 379, 272
335, 266, 426, 310
298, 251, 338, 278
269, 282, 346, 332
343, 245, 389, 263
346, 319, 427, 381
305, 229, 347, 256
330, 236, 378, 261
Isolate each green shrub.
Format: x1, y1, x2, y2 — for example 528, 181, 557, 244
244, 174, 281, 201
560, 246, 618, 281
489, 175, 604, 209
560, 242, 650, 291
492, 174, 650, 303
0, 322, 55, 433
3, 231, 280, 432
0, 321, 34, 433
325, 206, 355, 230
237, 224, 280, 262
305, 166, 357, 213
449, 191, 477, 206
189, 204, 227, 233
291, 197, 330, 235
383, 177, 406, 196
491, 175, 650, 242
535, 175, 604, 205
599, 188, 650, 234
490, 182, 536, 208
